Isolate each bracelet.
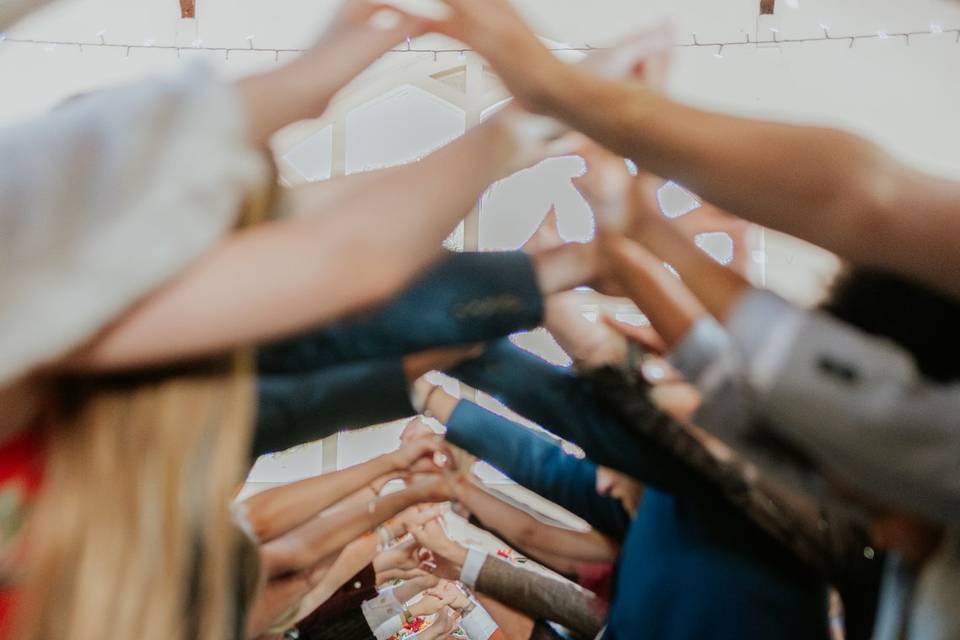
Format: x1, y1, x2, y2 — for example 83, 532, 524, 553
460, 600, 477, 617
402, 608, 416, 625
421, 385, 442, 419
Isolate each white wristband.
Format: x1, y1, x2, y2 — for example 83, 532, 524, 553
460, 603, 500, 640
372, 614, 405, 640
459, 547, 488, 589
361, 587, 405, 630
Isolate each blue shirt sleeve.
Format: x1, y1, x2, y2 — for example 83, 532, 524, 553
259, 251, 543, 373
445, 399, 630, 541
254, 358, 413, 459
449, 338, 716, 499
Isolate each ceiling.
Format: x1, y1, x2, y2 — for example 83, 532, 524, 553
9, 0, 960, 51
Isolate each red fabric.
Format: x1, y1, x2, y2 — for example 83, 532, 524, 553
0, 429, 46, 636
576, 561, 614, 605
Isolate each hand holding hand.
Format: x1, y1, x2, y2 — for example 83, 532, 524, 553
428, 581, 471, 611
571, 137, 633, 235
600, 316, 667, 356
410, 518, 468, 571
374, 538, 421, 573
409, 591, 457, 618
430, 0, 560, 110
389, 437, 444, 474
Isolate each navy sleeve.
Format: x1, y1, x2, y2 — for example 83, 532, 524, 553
449, 339, 712, 498
259, 251, 543, 373
446, 399, 630, 541
253, 358, 414, 459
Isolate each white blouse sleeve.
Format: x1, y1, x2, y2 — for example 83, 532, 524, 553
0, 65, 269, 385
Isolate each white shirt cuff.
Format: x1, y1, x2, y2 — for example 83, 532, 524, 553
460, 603, 500, 640
725, 289, 805, 393
668, 315, 732, 388
372, 614, 405, 640
361, 587, 405, 631
459, 547, 488, 589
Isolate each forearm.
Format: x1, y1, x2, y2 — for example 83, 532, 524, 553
235, 53, 339, 146
473, 556, 605, 639
540, 70, 960, 296
604, 236, 709, 347
545, 70, 881, 232
262, 486, 432, 576
531, 242, 599, 296
460, 482, 617, 564
543, 293, 626, 368
71, 119, 519, 372
294, 538, 378, 625
246, 454, 397, 542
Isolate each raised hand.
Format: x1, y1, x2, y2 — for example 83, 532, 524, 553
409, 591, 458, 618
522, 207, 565, 255
409, 475, 457, 504
430, 0, 558, 110
580, 22, 674, 87
410, 518, 468, 573
389, 437, 444, 474
428, 581, 472, 611
240, 0, 429, 144
402, 503, 450, 532
571, 137, 633, 235
375, 537, 422, 573
432, 3, 673, 114
421, 606, 461, 639
625, 174, 674, 241
600, 316, 667, 356
401, 416, 442, 445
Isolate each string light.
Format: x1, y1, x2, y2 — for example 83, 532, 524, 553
0, 25, 956, 58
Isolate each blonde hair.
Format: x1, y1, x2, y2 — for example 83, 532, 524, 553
16, 353, 257, 640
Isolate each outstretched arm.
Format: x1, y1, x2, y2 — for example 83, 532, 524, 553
1, 0, 425, 388
259, 478, 451, 579
66, 112, 524, 372
453, 478, 620, 567
432, 0, 960, 299
243, 439, 440, 543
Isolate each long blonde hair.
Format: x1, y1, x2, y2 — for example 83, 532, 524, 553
17, 354, 257, 640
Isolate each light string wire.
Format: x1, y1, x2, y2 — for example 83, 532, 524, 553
0, 25, 957, 60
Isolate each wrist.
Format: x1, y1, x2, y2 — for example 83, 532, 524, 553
407, 601, 429, 618
444, 542, 468, 568
518, 49, 571, 115
425, 390, 458, 424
